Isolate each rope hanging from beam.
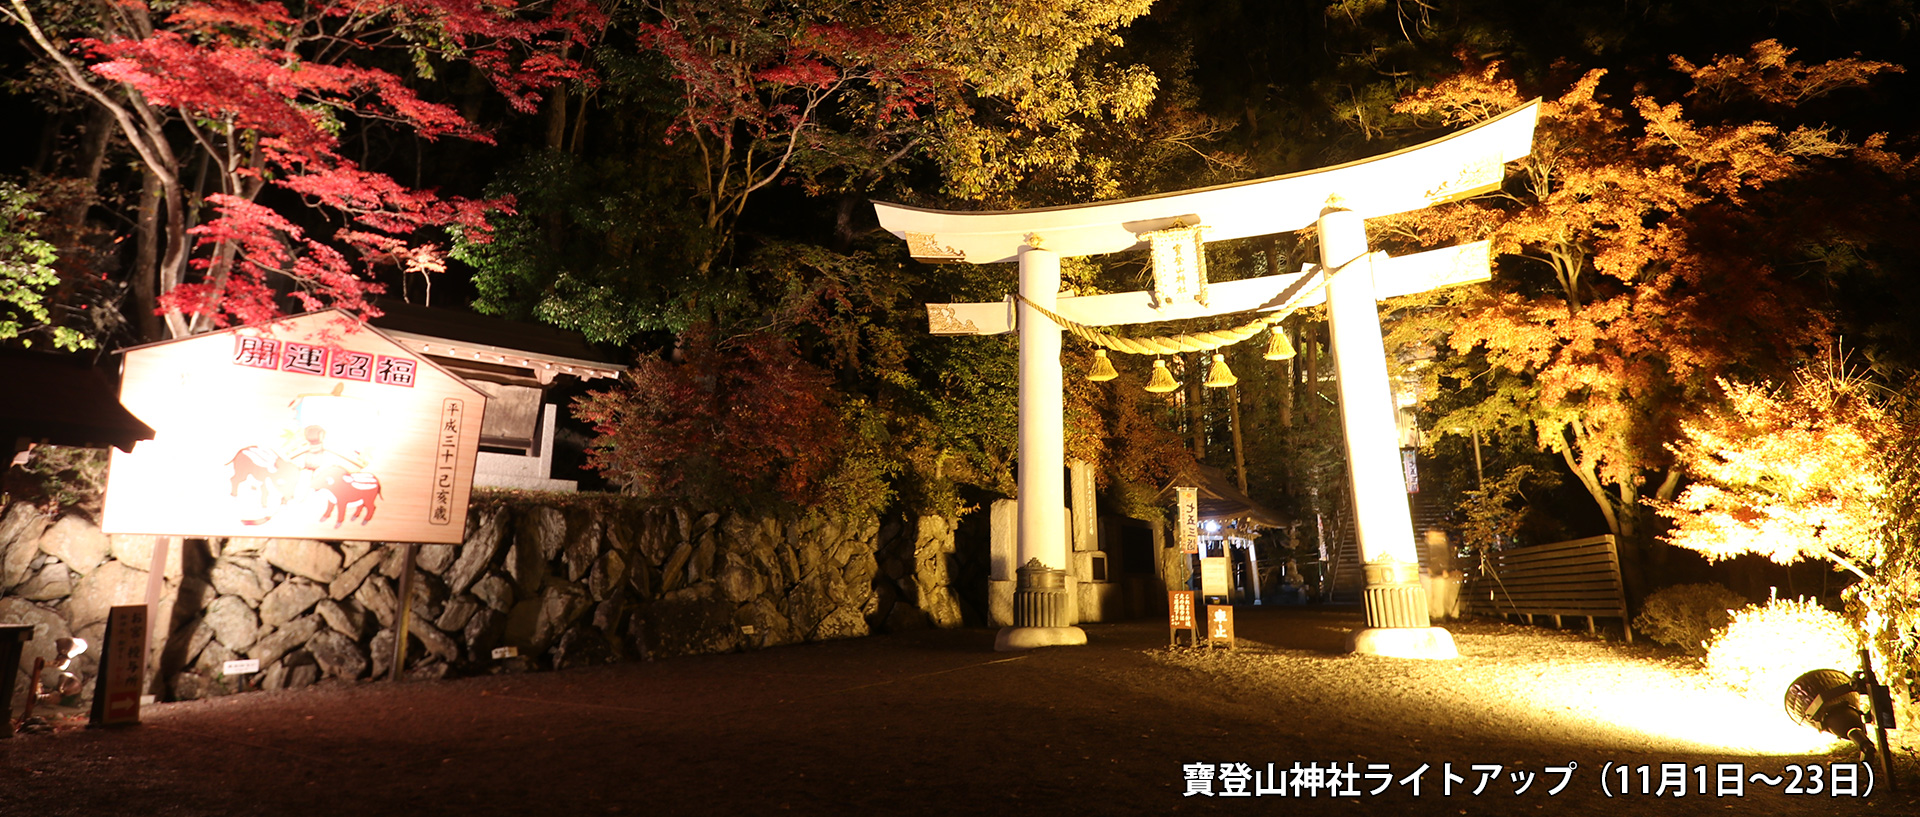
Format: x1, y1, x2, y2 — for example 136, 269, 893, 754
1014, 265, 1334, 356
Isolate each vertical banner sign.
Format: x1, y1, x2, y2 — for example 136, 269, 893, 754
1168, 591, 1197, 646
1176, 487, 1199, 554
1201, 556, 1231, 598
1401, 448, 1420, 494
1207, 604, 1236, 649
89, 605, 149, 727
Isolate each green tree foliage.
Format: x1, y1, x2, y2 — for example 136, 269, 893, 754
0, 180, 88, 350
902, 0, 1164, 203
1455, 464, 1551, 552
458, 0, 1218, 513
451, 150, 714, 343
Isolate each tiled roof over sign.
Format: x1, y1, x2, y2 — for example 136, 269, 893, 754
367, 299, 624, 384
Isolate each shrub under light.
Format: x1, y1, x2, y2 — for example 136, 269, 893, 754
1704, 597, 1859, 699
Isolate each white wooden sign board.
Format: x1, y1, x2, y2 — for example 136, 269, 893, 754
102, 311, 486, 544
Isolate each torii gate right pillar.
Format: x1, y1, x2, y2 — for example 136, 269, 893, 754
1319, 208, 1459, 659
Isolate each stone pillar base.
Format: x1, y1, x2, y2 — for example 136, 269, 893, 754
1346, 627, 1458, 660
994, 626, 1088, 651
988, 579, 1015, 628
1364, 584, 1431, 628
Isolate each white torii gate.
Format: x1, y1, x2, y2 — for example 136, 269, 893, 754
876, 102, 1539, 656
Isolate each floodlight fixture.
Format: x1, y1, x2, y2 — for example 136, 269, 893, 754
1783, 649, 1901, 789
1784, 668, 1875, 754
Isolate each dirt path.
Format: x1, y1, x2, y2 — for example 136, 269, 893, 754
2, 606, 1913, 816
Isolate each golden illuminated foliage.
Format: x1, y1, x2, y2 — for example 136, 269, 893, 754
1703, 596, 1859, 696
1656, 368, 1894, 575
1655, 364, 1920, 729
1385, 42, 1899, 552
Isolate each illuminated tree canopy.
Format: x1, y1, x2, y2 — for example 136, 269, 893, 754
6, 0, 1919, 571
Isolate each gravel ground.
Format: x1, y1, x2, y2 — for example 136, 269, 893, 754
2, 605, 1913, 816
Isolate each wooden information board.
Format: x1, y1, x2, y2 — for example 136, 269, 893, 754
1168, 591, 1197, 646
1201, 556, 1231, 599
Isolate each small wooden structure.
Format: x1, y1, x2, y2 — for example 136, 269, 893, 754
1460, 534, 1632, 642
1167, 591, 1198, 647
1156, 465, 1288, 605
368, 300, 623, 491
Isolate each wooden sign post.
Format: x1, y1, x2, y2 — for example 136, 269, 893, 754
88, 605, 149, 727
1168, 591, 1198, 647
1206, 604, 1236, 650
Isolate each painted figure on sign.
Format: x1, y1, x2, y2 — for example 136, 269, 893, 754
227, 446, 301, 509
285, 424, 364, 493
317, 471, 383, 527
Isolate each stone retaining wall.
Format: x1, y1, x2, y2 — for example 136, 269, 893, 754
2, 496, 965, 706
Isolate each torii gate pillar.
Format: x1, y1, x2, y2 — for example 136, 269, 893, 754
995, 240, 1088, 651
1320, 209, 1458, 659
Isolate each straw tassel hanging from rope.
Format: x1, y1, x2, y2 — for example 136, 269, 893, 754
1144, 359, 1180, 393
1087, 349, 1119, 381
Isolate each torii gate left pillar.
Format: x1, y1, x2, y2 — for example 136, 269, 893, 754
998, 238, 1088, 650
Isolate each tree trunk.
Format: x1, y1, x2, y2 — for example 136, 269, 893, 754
130, 170, 162, 342
59, 103, 115, 229
1185, 352, 1205, 458
832, 196, 858, 252
1556, 431, 1661, 606
1278, 319, 1295, 429
1302, 322, 1319, 427
158, 173, 191, 339
543, 85, 568, 151
1229, 382, 1248, 494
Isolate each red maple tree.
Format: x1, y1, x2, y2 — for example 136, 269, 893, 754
573, 323, 847, 507
637, 0, 940, 270
4, 0, 604, 336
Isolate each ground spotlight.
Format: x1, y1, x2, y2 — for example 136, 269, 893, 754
1784, 669, 1874, 753
1782, 649, 1899, 789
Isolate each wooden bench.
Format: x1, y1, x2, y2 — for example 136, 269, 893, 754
1460, 534, 1632, 642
